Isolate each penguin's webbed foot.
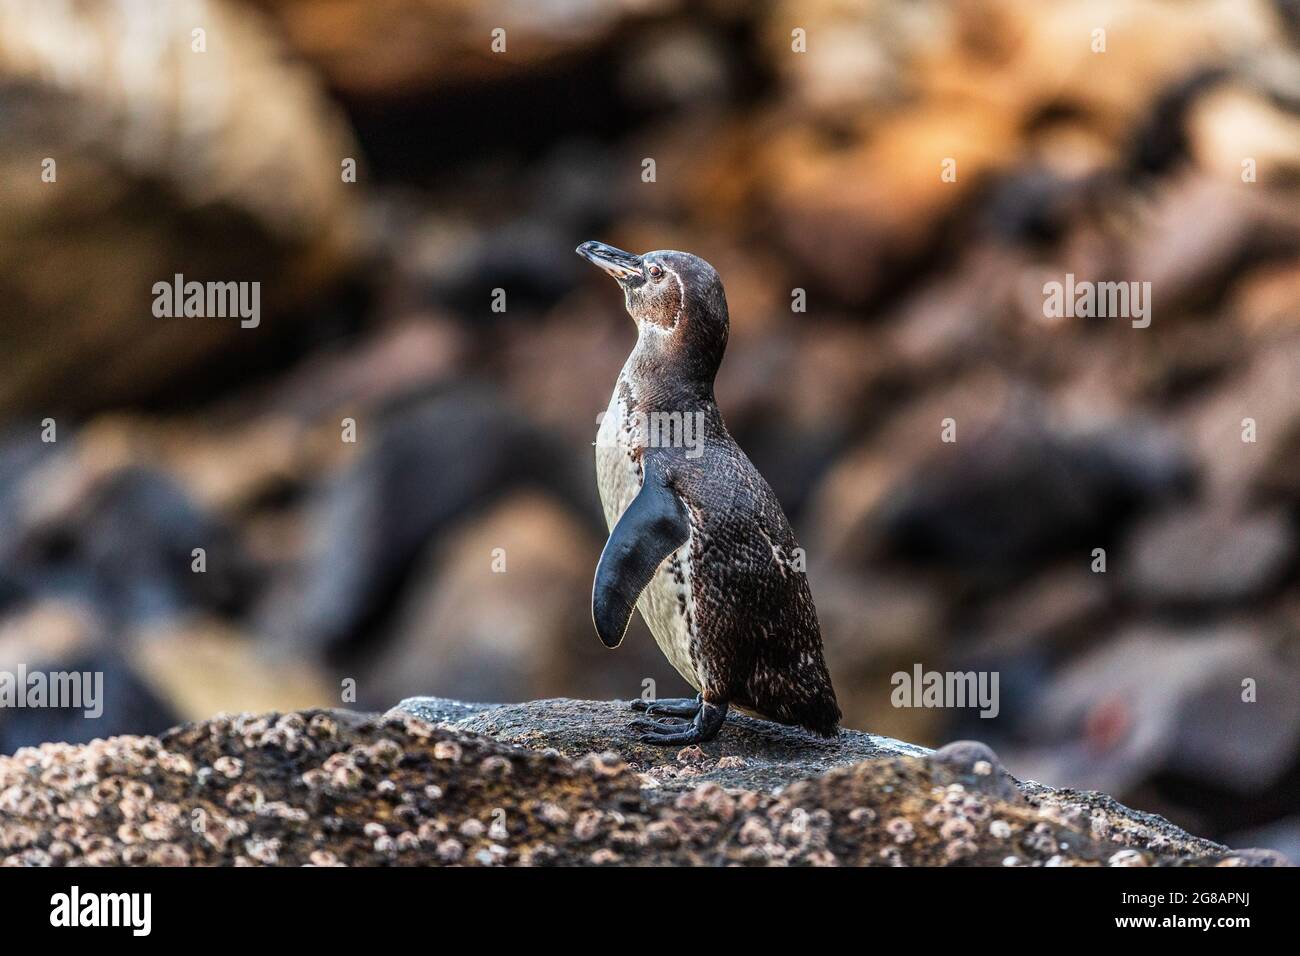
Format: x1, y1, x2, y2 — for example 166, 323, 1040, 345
633, 700, 727, 745
628, 694, 702, 718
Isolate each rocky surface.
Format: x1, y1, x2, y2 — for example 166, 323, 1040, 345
0, 699, 1287, 867
2, 0, 1299, 859
394, 696, 933, 795
246, 0, 678, 96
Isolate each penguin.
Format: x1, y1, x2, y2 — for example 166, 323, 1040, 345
576, 240, 841, 745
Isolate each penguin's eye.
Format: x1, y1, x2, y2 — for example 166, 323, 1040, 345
647, 264, 664, 280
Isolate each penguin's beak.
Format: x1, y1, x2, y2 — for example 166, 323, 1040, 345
576, 241, 644, 283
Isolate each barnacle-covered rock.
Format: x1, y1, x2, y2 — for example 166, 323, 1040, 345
0, 699, 1287, 866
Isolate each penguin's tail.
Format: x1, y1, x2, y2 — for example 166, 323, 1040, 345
804, 708, 841, 738
798, 689, 842, 738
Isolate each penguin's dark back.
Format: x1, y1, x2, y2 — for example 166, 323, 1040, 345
652, 425, 841, 734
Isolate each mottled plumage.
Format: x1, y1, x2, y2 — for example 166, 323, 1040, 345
578, 241, 840, 744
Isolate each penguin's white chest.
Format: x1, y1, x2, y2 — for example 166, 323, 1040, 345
595, 381, 701, 691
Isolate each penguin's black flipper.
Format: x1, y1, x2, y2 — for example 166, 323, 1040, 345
592, 470, 690, 648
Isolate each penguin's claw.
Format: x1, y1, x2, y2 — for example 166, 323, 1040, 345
628, 696, 702, 717
638, 729, 707, 745
633, 700, 728, 746
629, 716, 688, 733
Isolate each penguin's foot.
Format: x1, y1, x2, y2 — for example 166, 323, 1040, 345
628, 694, 702, 718
633, 700, 727, 745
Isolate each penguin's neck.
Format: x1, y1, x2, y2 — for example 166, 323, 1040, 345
622, 346, 717, 413
622, 328, 720, 412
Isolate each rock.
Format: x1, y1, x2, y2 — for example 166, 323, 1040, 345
2, 700, 1280, 867
1187, 339, 1300, 502
286, 388, 594, 658
0, 609, 180, 754
756, 0, 1289, 304
760, 107, 1011, 304
871, 412, 1191, 579
0, 434, 67, 608
498, 296, 649, 447
902, 1, 1284, 133
804, 373, 1010, 571
0, 0, 360, 421
930, 740, 1023, 803
1226, 817, 1300, 867
65, 414, 310, 518
394, 696, 930, 794
1125, 504, 1294, 605
129, 621, 334, 723
0, 651, 179, 755
1232, 262, 1300, 338
381, 699, 1280, 871
1006, 626, 1300, 798
262, 317, 471, 427
806, 378, 1194, 583
1, 465, 258, 622
967, 564, 1110, 655
1124, 173, 1298, 316
886, 249, 1028, 371
1188, 83, 1300, 183
811, 569, 946, 744
245, 0, 676, 97
0, 601, 101, 672
0, 652, 179, 755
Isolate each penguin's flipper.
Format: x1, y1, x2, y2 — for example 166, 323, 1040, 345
592, 472, 690, 648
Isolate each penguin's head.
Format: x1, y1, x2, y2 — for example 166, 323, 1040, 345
576, 241, 729, 384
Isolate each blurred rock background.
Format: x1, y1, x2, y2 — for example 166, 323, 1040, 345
1, 0, 1298, 855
